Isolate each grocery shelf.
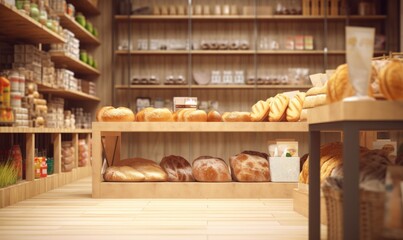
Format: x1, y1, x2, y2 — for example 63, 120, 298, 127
49, 52, 100, 76
0, 127, 92, 133
115, 84, 312, 90
92, 122, 308, 133
67, 0, 100, 15
0, 2, 65, 44
37, 82, 100, 101
58, 13, 100, 45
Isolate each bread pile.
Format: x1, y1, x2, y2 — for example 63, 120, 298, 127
61, 141, 75, 172
378, 59, 403, 100
300, 85, 327, 121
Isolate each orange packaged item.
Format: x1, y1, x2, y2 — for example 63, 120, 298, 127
34, 157, 41, 179
0, 77, 10, 107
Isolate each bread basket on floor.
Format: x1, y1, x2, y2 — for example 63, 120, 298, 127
322, 186, 385, 240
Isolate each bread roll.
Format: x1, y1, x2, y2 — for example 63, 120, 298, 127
306, 85, 327, 96
286, 92, 306, 122
160, 155, 194, 181
207, 110, 222, 122
184, 109, 207, 122
251, 100, 270, 122
222, 112, 252, 122
379, 59, 403, 100
268, 94, 289, 122
136, 107, 154, 122
103, 166, 145, 182
96, 106, 113, 121
101, 107, 135, 122
177, 108, 193, 122
230, 151, 270, 182
192, 156, 232, 182
144, 108, 174, 122
303, 94, 327, 109
115, 158, 168, 181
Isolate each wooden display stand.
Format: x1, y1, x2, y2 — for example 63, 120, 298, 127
92, 122, 309, 199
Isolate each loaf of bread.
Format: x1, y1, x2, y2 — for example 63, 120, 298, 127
299, 109, 307, 121
251, 100, 270, 122
98, 107, 135, 122
230, 151, 270, 182
222, 112, 252, 122
144, 108, 174, 122
286, 92, 306, 122
160, 155, 194, 181
114, 158, 168, 181
192, 156, 232, 182
306, 84, 327, 96
268, 94, 289, 122
103, 166, 145, 182
96, 106, 113, 121
176, 108, 192, 122
379, 59, 403, 100
136, 107, 154, 122
184, 109, 207, 122
207, 110, 222, 122
303, 94, 327, 109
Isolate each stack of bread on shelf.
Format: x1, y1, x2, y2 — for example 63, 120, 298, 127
103, 150, 273, 182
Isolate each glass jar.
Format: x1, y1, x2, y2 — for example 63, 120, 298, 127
30, 3, 40, 21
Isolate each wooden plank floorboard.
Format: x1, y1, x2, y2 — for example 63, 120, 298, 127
0, 177, 327, 239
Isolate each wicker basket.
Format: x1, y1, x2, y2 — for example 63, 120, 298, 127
322, 186, 385, 240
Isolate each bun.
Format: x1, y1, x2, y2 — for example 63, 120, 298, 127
379, 59, 403, 100
192, 156, 232, 182
103, 166, 145, 181
176, 108, 193, 122
268, 94, 289, 122
136, 107, 154, 122
286, 92, 306, 122
184, 110, 207, 122
251, 100, 270, 122
114, 158, 168, 181
230, 151, 270, 182
207, 110, 222, 122
144, 108, 174, 122
222, 112, 252, 122
160, 155, 194, 181
96, 106, 113, 121
101, 107, 135, 122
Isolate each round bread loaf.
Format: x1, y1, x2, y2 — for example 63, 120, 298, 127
144, 108, 173, 122
114, 158, 168, 181
192, 156, 232, 182
268, 94, 289, 122
207, 110, 222, 122
103, 166, 145, 182
379, 59, 403, 100
286, 92, 306, 122
160, 155, 194, 181
184, 109, 207, 122
136, 107, 154, 122
96, 106, 113, 121
177, 108, 193, 122
230, 151, 270, 182
251, 100, 270, 122
101, 107, 135, 122
222, 112, 252, 122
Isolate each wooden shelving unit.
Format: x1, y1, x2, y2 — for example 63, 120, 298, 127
115, 84, 313, 90
67, 0, 100, 15
37, 82, 100, 101
49, 51, 100, 76
0, 2, 65, 44
58, 13, 100, 45
0, 127, 92, 133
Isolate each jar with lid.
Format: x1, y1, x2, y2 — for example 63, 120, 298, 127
30, 3, 40, 21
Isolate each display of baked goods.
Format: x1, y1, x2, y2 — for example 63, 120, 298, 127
222, 111, 252, 122
286, 92, 306, 122
110, 158, 168, 181
300, 84, 327, 121
379, 59, 403, 100
268, 94, 289, 122
230, 151, 270, 182
160, 155, 195, 181
192, 156, 232, 182
96, 106, 135, 122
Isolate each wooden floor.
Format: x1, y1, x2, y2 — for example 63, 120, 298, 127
0, 177, 327, 240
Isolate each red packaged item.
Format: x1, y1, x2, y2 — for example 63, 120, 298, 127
295, 35, 304, 50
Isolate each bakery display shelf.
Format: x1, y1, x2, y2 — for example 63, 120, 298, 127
66, 0, 99, 15
115, 50, 188, 55
307, 101, 403, 124
37, 82, 100, 101
92, 122, 308, 133
58, 13, 100, 45
327, 50, 387, 55
115, 84, 313, 90
0, 127, 92, 133
49, 52, 100, 76
96, 182, 297, 198
0, 2, 65, 44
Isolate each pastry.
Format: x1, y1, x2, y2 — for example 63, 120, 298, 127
250, 100, 270, 122
222, 112, 252, 122
379, 59, 403, 100
286, 92, 306, 122
160, 155, 194, 181
114, 158, 168, 181
230, 151, 270, 182
184, 109, 207, 122
192, 156, 232, 182
207, 110, 222, 122
136, 107, 154, 122
144, 108, 174, 122
100, 107, 135, 122
103, 166, 145, 182
268, 94, 289, 122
